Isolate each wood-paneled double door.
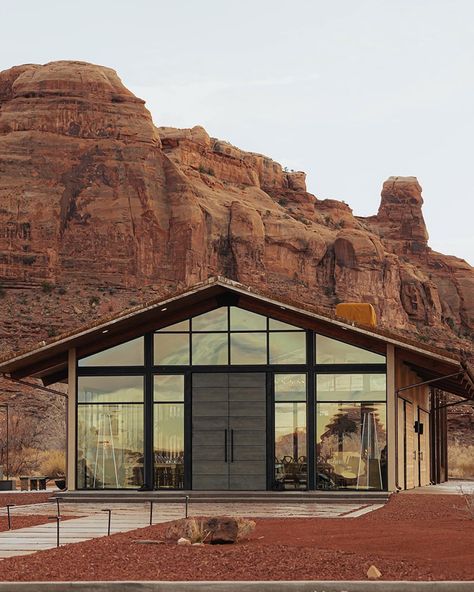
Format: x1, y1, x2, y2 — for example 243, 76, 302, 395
192, 372, 267, 490
398, 398, 430, 489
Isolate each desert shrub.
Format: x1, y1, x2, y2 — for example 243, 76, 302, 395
236, 517, 256, 540
57, 286, 67, 295
0, 414, 43, 476
41, 281, 54, 294
21, 255, 36, 265
47, 326, 57, 338
187, 518, 212, 543
39, 449, 65, 479
89, 295, 100, 306
448, 444, 474, 478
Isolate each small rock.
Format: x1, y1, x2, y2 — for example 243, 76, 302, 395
192, 542, 204, 546
367, 565, 382, 579
177, 537, 191, 546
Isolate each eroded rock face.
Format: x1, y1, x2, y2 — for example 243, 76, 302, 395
0, 60, 472, 363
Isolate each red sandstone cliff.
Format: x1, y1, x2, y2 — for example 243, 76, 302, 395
0, 60, 472, 359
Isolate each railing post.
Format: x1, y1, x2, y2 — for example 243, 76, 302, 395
185, 495, 189, 518
6, 504, 14, 530
48, 516, 61, 547
102, 508, 112, 536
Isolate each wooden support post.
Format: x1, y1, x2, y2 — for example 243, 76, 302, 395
386, 344, 397, 491
67, 348, 76, 491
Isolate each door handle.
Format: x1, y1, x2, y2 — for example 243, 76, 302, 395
231, 429, 234, 463
224, 429, 228, 463
419, 451, 423, 461
413, 450, 417, 460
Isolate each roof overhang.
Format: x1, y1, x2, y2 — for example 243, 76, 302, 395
0, 277, 471, 398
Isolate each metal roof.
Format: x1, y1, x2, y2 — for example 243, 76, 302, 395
0, 277, 472, 398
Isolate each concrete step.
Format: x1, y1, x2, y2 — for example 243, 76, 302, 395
54, 490, 390, 505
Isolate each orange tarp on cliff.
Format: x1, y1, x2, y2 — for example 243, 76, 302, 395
335, 303, 377, 328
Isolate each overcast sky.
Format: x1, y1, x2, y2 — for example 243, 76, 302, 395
1, 0, 472, 264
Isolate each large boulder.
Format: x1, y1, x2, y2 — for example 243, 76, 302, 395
164, 516, 255, 545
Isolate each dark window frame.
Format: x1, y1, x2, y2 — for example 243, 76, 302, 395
76, 305, 388, 492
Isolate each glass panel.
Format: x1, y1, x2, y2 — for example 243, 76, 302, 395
316, 334, 385, 364
274, 402, 307, 490
230, 307, 267, 330
77, 403, 144, 489
316, 402, 387, 490
275, 374, 306, 401
230, 333, 267, 365
269, 332, 306, 364
269, 318, 302, 331
316, 373, 386, 401
192, 333, 228, 365
79, 337, 144, 367
157, 320, 189, 332
192, 308, 228, 331
154, 333, 189, 365
154, 375, 184, 402
154, 403, 184, 489
78, 376, 144, 403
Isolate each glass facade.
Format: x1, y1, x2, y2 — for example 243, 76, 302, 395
76, 307, 387, 492
274, 374, 307, 490
154, 376, 184, 488
77, 376, 144, 489
316, 403, 387, 490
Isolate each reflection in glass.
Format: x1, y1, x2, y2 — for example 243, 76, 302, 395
192, 308, 228, 331
230, 307, 267, 331
316, 403, 387, 490
78, 376, 144, 403
79, 337, 144, 367
154, 403, 184, 489
192, 333, 228, 365
316, 335, 385, 364
269, 318, 302, 331
316, 374, 386, 401
274, 403, 307, 490
230, 333, 267, 365
275, 374, 306, 401
154, 375, 184, 402
269, 332, 306, 364
77, 404, 144, 489
154, 333, 189, 365
157, 320, 189, 332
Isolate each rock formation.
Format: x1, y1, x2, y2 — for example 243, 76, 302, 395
0, 60, 472, 359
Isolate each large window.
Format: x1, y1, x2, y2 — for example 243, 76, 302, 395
79, 337, 144, 367
154, 306, 306, 366
154, 375, 184, 489
316, 403, 387, 490
274, 374, 307, 490
316, 373, 386, 402
316, 335, 385, 365
77, 376, 144, 489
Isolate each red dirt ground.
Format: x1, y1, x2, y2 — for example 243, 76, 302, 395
0, 494, 472, 581
0, 492, 52, 507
